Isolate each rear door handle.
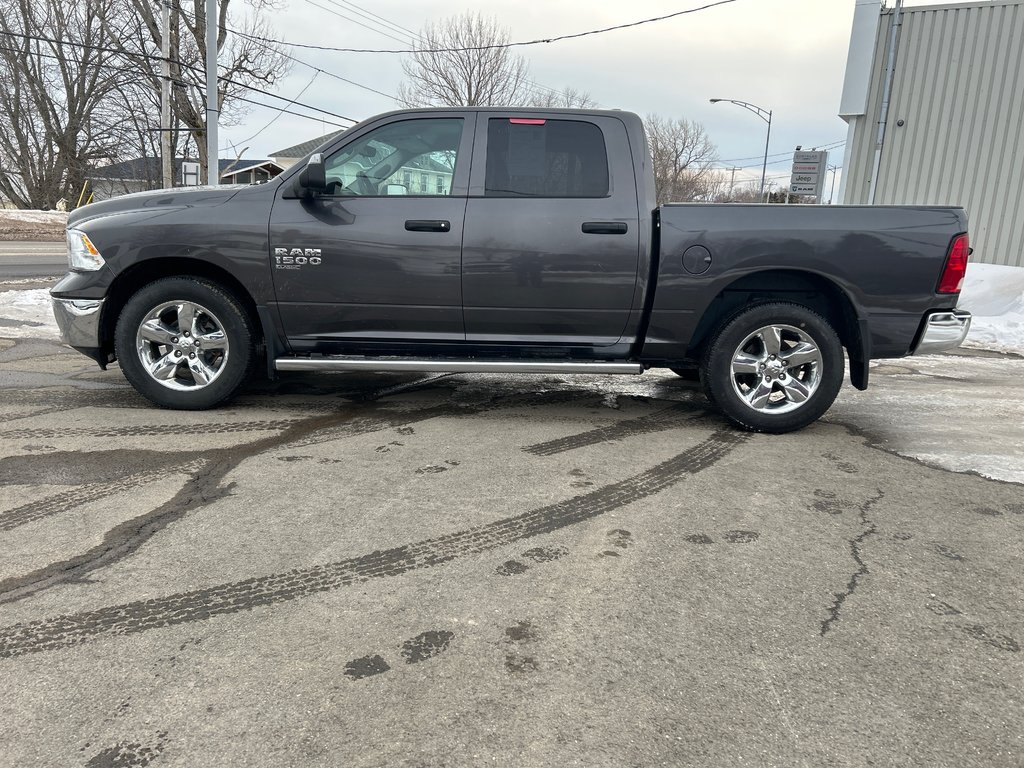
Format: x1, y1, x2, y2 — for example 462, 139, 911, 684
405, 219, 451, 232
582, 221, 628, 235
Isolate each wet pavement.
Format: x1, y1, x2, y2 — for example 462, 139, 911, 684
0, 334, 1021, 767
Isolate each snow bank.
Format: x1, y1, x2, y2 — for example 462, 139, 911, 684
959, 263, 1024, 356
0, 289, 60, 339
0, 209, 68, 225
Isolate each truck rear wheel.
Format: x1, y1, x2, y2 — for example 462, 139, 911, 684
701, 302, 843, 433
114, 277, 255, 409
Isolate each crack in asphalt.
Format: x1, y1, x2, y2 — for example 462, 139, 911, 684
0, 430, 746, 659
820, 489, 886, 637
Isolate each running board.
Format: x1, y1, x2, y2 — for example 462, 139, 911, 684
274, 357, 644, 375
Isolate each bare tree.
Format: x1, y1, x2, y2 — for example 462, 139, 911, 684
118, 0, 290, 182
398, 12, 530, 107
0, 0, 123, 208
528, 86, 598, 109
644, 114, 719, 204
725, 180, 815, 204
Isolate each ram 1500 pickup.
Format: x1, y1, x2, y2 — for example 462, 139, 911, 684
51, 107, 972, 432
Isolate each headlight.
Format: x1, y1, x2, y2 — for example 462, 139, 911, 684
67, 229, 105, 271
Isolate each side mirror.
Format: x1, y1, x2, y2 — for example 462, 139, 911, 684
294, 153, 327, 197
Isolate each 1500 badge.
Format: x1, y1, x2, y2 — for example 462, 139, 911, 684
274, 247, 322, 269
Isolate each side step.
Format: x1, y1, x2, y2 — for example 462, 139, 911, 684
274, 357, 644, 375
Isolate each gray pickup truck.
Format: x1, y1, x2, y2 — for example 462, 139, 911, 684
51, 107, 971, 432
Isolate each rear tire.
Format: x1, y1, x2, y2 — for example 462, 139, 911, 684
701, 302, 843, 433
114, 277, 255, 409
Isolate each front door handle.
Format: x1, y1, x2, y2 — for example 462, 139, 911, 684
582, 221, 628, 235
405, 219, 451, 232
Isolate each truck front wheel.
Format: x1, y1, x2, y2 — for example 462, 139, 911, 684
702, 302, 843, 433
114, 277, 255, 409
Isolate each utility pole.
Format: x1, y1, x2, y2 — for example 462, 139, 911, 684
160, 0, 172, 189
828, 164, 839, 204
726, 166, 741, 200
205, 0, 219, 185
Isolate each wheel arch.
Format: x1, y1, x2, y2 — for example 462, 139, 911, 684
100, 258, 263, 360
686, 269, 869, 389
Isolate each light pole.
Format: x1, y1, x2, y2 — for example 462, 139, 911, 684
710, 98, 772, 200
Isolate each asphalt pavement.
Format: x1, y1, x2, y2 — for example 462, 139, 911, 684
0, 332, 1021, 767
0, 241, 67, 279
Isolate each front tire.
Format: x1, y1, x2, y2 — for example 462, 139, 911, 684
701, 302, 843, 433
114, 277, 255, 409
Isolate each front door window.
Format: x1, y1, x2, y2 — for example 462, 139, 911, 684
323, 118, 463, 197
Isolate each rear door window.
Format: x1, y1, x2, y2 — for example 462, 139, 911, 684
484, 118, 609, 198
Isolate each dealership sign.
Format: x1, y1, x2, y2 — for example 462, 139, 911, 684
790, 150, 828, 201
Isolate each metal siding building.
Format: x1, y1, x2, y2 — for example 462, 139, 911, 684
839, 0, 1024, 267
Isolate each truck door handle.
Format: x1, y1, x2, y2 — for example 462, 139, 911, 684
405, 219, 451, 232
581, 221, 628, 235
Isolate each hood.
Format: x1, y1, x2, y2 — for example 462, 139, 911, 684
67, 185, 250, 228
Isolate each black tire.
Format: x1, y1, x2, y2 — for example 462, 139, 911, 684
701, 302, 843, 433
114, 277, 256, 409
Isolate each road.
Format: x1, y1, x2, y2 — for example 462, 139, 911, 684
0, 241, 66, 279
0, 334, 1021, 767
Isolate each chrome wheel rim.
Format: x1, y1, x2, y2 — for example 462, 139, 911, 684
730, 324, 822, 414
135, 300, 229, 391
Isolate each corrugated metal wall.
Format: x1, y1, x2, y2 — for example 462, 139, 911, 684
842, 1, 1024, 267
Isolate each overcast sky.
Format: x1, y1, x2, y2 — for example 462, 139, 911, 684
217, 0, 968, 191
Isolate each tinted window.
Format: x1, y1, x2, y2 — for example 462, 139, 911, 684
323, 118, 463, 196
485, 119, 609, 198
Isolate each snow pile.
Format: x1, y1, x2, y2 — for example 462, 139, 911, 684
958, 263, 1024, 355
0, 210, 68, 224
0, 289, 60, 338
0, 209, 67, 241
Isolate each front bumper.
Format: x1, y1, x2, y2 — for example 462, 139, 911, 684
912, 309, 972, 355
52, 296, 105, 348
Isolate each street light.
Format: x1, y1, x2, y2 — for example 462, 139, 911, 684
710, 98, 772, 200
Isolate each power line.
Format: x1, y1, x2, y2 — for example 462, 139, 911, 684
326, 1, 568, 102
333, 0, 420, 39
160, 0, 398, 103
273, 3, 570, 106
229, 94, 350, 129
231, 28, 398, 102
227, 69, 323, 149
717, 138, 846, 164
0, 39, 348, 146
240, 1, 740, 54
306, 0, 411, 46
0, 29, 359, 124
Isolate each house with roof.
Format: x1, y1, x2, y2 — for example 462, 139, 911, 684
269, 130, 348, 169
87, 157, 285, 201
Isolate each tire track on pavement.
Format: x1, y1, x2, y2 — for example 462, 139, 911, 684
0, 388, 599, 604
522, 404, 702, 456
0, 421, 302, 439
0, 431, 746, 659
0, 401, 472, 605
0, 460, 207, 532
